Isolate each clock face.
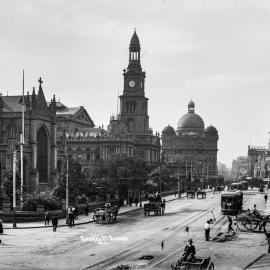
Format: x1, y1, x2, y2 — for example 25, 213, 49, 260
129, 80, 136, 88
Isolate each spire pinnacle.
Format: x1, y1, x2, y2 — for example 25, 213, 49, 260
38, 77, 43, 89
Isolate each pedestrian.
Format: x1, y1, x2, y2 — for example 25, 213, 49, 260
44, 210, 50, 226
135, 197, 139, 207
204, 218, 215, 241
124, 198, 127, 206
68, 209, 75, 227
264, 194, 268, 203
75, 206, 79, 219
129, 197, 133, 206
227, 216, 234, 234
52, 216, 58, 232
259, 216, 268, 233
84, 203, 88, 216
265, 231, 270, 253
161, 199, 166, 214
0, 219, 3, 235
72, 206, 76, 218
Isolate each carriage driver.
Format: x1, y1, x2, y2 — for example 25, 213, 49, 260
105, 201, 111, 208
182, 239, 196, 262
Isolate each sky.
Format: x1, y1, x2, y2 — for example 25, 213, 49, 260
0, 0, 270, 167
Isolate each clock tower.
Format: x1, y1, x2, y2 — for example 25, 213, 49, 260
120, 30, 149, 134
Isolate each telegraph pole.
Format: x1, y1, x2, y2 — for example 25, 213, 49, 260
66, 155, 69, 211
20, 69, 25, 210
13, 150, 17, 228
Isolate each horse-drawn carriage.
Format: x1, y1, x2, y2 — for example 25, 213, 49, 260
171, 257, 214, 270
197, 190, 206, 199
237, 209, 270, 232
187, 189, 196, 198
93, 205, 119, 224
144, 196, 165, 216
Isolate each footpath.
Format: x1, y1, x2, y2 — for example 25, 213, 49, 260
3, 193, 184, 230
197, 190, 270, 270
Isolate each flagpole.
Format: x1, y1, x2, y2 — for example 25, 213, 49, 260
20, 69, 24, 210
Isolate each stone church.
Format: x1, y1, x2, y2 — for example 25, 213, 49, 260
0, 79, 61, 192
161, 101, 221, 187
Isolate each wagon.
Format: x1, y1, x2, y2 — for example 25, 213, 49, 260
144, 197, 164, 216
187, 190, 196, 198
197, 190, 206, 199
236, 209, 270, 232
171, 256, 214, 270
93, 205, 119, 224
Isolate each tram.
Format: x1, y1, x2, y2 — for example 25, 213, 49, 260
221, 190, 243, 216
230, 181, 248, 191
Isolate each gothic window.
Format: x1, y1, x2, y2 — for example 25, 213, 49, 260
37, 127, 48, 183
57, 159, 63, 174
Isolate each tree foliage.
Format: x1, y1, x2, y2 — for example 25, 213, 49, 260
90, 156, 151, 196
53, 158, 90, 202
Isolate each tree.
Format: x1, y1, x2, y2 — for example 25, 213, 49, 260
90, 156, 151, 199
53, 158, 89, 202
2, 172, 21, 206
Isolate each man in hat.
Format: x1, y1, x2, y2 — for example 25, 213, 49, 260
182, 239, 196, 262
205, 218, 215, 241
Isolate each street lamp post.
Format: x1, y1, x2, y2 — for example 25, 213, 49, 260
139, 179, 142, 207
65, 155, 69, 211
12, 150, 17, 228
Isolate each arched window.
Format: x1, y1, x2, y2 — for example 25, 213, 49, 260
57, 159, 63, 174
37, 127, 48, 183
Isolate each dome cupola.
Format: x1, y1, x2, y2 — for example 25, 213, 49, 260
162, 125, 176, 136
205, 125, 218, 136
177, 101, 205, 134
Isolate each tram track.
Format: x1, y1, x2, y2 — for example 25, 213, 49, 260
143, 193, 254, 269
83, 193, 253, 270
83, 199, 221, 270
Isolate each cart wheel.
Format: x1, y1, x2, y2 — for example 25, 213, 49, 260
237, 220, 249, 232
245, 220, 258, 231
208, 263, 214, 270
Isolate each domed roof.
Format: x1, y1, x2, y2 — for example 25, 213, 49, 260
177, 101, 205, 133
205, 125, 218, 135
162, 125, 176, 135
130, 30, 140, 49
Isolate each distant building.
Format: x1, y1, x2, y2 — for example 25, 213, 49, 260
217, 161, 231, 182
231, 156, 249, 181
248, 146, 270, 179
161, 101, 220, 187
